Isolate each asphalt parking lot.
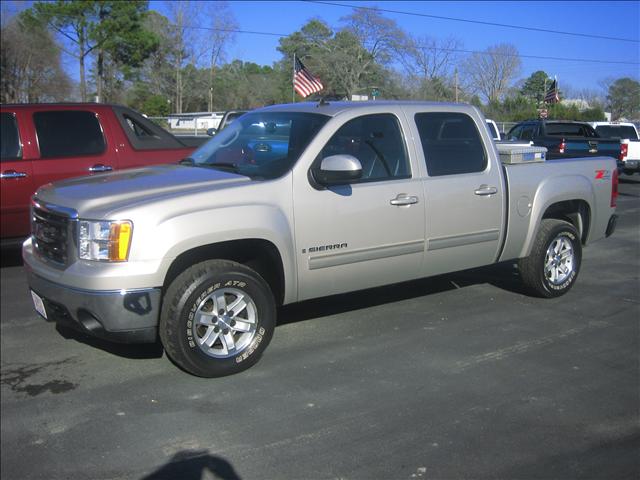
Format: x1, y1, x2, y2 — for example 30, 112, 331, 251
1, 176, 639, 480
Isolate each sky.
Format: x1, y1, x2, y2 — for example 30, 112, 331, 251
4, 0, 640, 95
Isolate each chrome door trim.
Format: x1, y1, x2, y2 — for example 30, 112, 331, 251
427, 229, 500, 251
308, 239, 424, 270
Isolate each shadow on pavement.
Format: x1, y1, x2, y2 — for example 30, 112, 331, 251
56, 325, 164, 359
141, 450, 242, 480
1, 246, 23, 268
278, 261, 526, 326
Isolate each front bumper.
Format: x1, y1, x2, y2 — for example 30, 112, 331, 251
26, 268, 161, 344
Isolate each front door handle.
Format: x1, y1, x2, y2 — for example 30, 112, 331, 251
0, 170, 28, 179
390, 194, 419, 206
89, 164, 113, 173
474, 185, 498, 196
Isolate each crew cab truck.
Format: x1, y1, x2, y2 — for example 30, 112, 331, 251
23, 102, 618, 377
589, 121, 640, 175
506, 120, 622, 162
0, 103, 200, 244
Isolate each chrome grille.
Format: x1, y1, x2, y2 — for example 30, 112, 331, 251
32, 207, 70, 265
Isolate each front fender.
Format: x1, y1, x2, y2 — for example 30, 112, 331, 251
141, 205, 297, 304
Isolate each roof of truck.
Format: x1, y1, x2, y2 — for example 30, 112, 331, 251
257, 100, 476, 117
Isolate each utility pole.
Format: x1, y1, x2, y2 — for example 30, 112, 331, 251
454, 69, 459, 103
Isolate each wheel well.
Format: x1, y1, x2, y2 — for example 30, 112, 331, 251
542, 200, 591, 244
164, 239, 285, 305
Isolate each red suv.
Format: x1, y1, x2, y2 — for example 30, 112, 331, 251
1, 103, 201, 244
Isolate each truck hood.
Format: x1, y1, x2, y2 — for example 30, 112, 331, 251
35, 164, 251, 215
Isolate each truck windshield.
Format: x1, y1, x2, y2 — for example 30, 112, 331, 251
188, 112, 329, 179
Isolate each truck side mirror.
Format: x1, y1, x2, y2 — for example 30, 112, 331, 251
314, 154, 363, 185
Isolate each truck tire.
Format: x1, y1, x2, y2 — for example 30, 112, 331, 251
518, 219, 582, 298
160, 260, 276, 377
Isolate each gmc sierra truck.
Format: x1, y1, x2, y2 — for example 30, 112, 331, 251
23, 101, 618, 377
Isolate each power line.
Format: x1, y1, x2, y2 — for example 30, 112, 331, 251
186, 25, 639, 65
306, 0, 640, 44
439, 47, 638, 65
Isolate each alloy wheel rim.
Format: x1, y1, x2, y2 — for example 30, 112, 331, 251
544, 234, 575, 285
192, 287, 258, 358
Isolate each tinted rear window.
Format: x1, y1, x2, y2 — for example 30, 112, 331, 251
34, 111, 106, 158
0, 112, 21, 160
594, 125, 638, 140
545, 123, 596, 137
415, 112, 487, 176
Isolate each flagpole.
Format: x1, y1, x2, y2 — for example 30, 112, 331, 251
292, 53, 296, 103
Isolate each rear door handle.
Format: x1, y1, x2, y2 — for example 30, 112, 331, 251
89, 164, 113, 173
474, 185, 498, 196
390, 194, 419, 206
0, 170, 28, 179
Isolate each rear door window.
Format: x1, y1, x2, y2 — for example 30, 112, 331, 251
415, 112, 487, 176
34, 111, 106, 158
0, 112, 22, 160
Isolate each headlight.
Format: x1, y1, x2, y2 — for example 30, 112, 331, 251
78, 220, 132, 262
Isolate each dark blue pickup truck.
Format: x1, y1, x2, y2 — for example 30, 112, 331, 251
506, 120, 621, 161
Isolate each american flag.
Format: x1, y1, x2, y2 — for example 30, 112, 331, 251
294, 56, 324, 98
544, 79, 560, 104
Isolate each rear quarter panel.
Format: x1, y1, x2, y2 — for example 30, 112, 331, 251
500, 157, 616, 261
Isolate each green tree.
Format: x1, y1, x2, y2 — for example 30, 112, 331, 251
520, 70, 550, 105
27, 0, 157, 102
277, 17, 395, 100
607, 77, 640, 120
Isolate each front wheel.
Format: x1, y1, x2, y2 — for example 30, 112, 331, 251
160, 260, 276, 377
518, 219, 582, 298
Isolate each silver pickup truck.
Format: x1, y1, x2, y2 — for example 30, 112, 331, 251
23, 101, 619, 377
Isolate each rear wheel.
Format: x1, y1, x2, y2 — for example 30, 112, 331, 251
160, 260, 276, 377
518, 219, 582, 298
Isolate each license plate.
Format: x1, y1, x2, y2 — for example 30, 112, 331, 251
31, 290, 48, 320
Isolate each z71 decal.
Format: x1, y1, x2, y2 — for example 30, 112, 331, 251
595, 170, 611, 180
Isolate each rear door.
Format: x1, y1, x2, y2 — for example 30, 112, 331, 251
1, 110, 34, 239
407, 108, 505, 277
31, 108, 120, 188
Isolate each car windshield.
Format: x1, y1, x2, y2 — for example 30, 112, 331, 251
189, 112, 329, 179
595, 125, 638, 140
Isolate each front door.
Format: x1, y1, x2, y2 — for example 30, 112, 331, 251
293, 112, 425, 301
